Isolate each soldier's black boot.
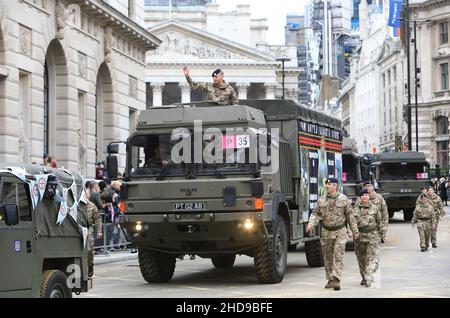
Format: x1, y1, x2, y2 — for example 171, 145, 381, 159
365, 280, 372, 288
88, 266, 94, 277
333, 279, 341, 291
421, 247, 426, 252
325, 280, 334, 289
360, 279, 366, 286
432, 243, 437, 248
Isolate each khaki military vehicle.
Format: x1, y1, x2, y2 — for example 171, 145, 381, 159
109, 100, 344, 284
370, 152, 430, 221
0, 164, 91, 298
342, 138, 370, 205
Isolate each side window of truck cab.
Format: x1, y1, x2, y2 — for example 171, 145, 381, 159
0, 178, 32, 223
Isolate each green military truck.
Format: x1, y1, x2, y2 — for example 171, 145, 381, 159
370, 152, 430, 221
110, 100, 344, 284
342, 138, 369, 205
0, 163, 91, 298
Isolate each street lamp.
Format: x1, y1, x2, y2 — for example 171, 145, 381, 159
397, 16, 431, 152
276, 57, 291, 99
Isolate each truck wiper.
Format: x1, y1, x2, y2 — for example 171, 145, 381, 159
184, 163, 197, 179
212, 164, 226, 179
156, 167, 168, 181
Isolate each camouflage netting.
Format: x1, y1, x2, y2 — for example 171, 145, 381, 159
0, 163, 88, 239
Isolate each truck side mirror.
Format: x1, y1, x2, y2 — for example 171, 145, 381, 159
2, 204, 19, 226
107, 155, 119, 180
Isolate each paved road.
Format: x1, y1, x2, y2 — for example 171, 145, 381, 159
79, 206, 450, 298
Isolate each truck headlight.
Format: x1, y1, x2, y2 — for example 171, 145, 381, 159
243, 219, 255, 231
135, 222, 143, 232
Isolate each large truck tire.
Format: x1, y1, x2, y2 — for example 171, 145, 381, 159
138, 248, 176, 283
305, 239, 324, 267
40, 270, 72, 298
403, 209, 414, 222
254, 215, 288, 284
211, 254, 236, 268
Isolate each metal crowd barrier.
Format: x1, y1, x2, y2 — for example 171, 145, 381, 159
93, 213, 131, 253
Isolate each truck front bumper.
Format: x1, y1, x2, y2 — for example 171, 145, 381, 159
123, 212, 267, 254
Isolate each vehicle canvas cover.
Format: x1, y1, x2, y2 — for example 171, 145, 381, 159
0, 163, 88, 242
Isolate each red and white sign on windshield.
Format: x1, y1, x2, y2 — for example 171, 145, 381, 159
416, 173, 428, 179
222, 135, 250, 149
342, 172, 347, 182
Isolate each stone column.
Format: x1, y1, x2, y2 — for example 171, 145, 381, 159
265, 83, 277, 100
151, 82, 164, 107
236, 82, 250, 100
179, 82, 191, 104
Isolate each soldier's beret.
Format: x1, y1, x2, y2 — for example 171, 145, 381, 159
212, 69, 223, 77
358, 189, 369, 196
363, 180, 373, 186
326, 177, 339, 184
420, 187, 427, 190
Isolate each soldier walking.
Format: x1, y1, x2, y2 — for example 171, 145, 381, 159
353, 190, 385, 287
182, 66, 239, 105
411, 194, 437, 252
355, 181, 388, 241
306, 178, 359, 291
86, 191, 103, 277
427, 187, 445, 248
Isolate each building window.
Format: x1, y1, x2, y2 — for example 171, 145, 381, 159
437, 141, 449, 169
441, 63, 449, 90
437, 116, 449, 135
440, 21, 448, 44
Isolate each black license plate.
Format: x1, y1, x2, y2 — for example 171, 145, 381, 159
173, 202, 207, 211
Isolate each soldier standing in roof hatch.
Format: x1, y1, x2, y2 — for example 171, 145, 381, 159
182, 66, 239, 105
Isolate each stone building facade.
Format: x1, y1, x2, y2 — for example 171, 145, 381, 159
410, 0, 450, 170
144, 3, 301, 107
0, 0, 160, 177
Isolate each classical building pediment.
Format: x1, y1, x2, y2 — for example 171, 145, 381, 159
147, 20, 276, 63
377, 37, 401, 64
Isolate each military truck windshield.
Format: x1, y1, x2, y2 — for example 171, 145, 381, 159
379, 162, 430, 180
128, 133, 257, 178
342, 154, 359, 182
128, 134, 186, 178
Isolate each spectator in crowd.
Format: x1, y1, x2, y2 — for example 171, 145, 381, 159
96, 161, 105, 180
99, 180, 108, 194
439, 177, 448, 206
47, 156, 58, 168
89, 182, 103, 213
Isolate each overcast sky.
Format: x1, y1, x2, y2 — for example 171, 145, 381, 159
214, 0, 308, 45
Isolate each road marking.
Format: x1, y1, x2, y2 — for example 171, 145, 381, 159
173, 284, 212, 291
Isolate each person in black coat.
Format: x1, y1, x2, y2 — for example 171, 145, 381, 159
439, 177, 448, 206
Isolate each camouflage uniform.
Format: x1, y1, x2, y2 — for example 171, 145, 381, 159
308, 192, 359, 283
87, 199, 102, 276
185, 75, 239, 105
427, 192, 445, 245
353, 202, 385, 284
411, 202, 436, 250
355, 191, 388, 235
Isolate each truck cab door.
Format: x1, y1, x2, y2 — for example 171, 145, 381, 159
0, 176, 35, 293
